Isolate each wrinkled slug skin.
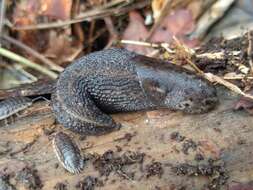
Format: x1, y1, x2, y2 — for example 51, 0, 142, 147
52, 48, 218, 135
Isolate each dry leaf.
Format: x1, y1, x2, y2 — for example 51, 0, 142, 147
44, 31, 82, 66
40, 0, 72, 20
152, 0, 168, 21
151, 9, 196, 46
122, 11, 151, 54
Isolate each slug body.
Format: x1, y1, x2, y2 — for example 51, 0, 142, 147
52, 48, 218, 135
52, 132, 84, 174
0, 97, 33, 121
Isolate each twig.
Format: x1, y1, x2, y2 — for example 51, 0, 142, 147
189, 0, 235, 39
87, 20, 96, 52
224, 76, 253, 80
0, 0, 5, 41
2, 35, 64, 72
147, 0, 172, 40
13, 64, 38, 82
172, 37, 204, 74
196, 51, 250, 75
121, 38, 253, 100
76, 0, 134, 19
147, 0, 191, 40
247, 31, 253, 73
0, 63, 37, 83
0, 47, 58, 79
72, 0, 85, 43
121, 39, 160, 48
0, 79, 55, 99
120, 39, 174, 53
104, 17, 119, 48
204, 73, 253, 100
10, 1, 150, 30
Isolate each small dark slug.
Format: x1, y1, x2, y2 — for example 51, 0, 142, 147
52, 132, 84, 174
0, 96, 33, 121
52, 48, 218, 135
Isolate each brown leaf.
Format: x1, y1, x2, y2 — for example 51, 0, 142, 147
40, 0, 72, 20
44, 31, 82, 66
122, 11, 151, 54
152, 0, 167, 21
122, 9, 198, 55
12, 0, 72, 52
151, 9, 197, 46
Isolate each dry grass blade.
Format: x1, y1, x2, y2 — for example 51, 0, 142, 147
147, 0, 192, 40
0, 47, 58, 79
189, 0, 236, 39
247, 31, 253, 73
204, 73, 253, 100
2, 35, 64, 72
0, 0, 6, 40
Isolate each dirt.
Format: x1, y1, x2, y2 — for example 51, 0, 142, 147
54, 182, 68, 190
145, 162, 164, 178
76, 176, 103, 190
170, 132, 198, 155
195, 153, 205, 161
15, 166, 43, 190
172, 158, 229, 190
181, 139, 197, 155
114, 132, 136, 142
194, 33, 252, 78
170, 132, 186, 142
0, 175, 16, 190
197, 36, 245, 53
92, 150, 145, 179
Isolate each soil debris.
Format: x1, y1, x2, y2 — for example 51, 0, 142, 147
15, 166, 42, 190
76, 176, 103, 190
54, 182, 67, 190
172, 158, 229, 190
195, 153, 205, 161
0, 175, 16, 190
115, 132, 136, 142
182, 139, 197, 155
93, 150, 144, 178
170, 132, 185, 142
145, 162, 164, 178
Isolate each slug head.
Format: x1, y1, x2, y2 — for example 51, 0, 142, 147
138, 68, 218, 114
163, 80, 218, 114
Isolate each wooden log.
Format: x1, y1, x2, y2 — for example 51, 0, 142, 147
0, 88, 252, 190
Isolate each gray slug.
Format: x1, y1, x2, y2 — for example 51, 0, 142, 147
52, 132, 84, 174
52, 48, 218, 135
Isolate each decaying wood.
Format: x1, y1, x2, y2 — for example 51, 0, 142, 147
0, 88, 252, 189
0, 80, 55, 100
